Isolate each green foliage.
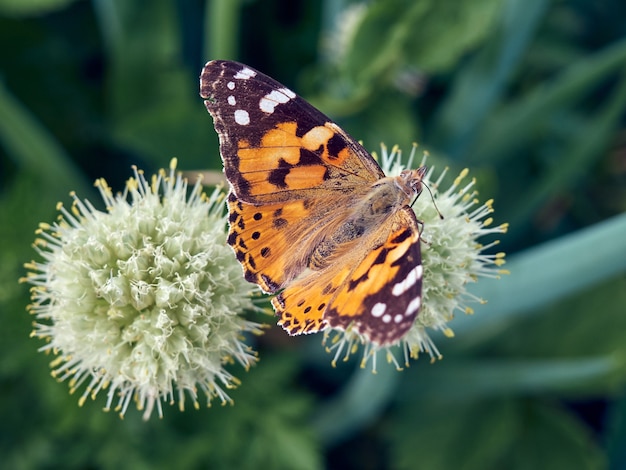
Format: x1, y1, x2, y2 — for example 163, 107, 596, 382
390, 399, 606, 470
0, 0, 79, 16
346, 0, 502, 82
1, 0, 625, 468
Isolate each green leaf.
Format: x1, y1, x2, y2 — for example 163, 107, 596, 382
93, 0, 218, 167
507, 71, 626, 236
398, 356, 624, 404
344, 0, 431, 85
390, 399, 518, 470
341, 91, 422, 152
389, 399, 605, 470
452, 212, 626, 341
0, 0, 78, 16
0, 80, 92, 198
429, 0, 549, 157
345, 0, 502, 84
468, 37, 626, 165
197, 355, 322, 470
507, 402, 606, 470
486, 276, 626, 360
403, 0, 503, 72
204, 0, 242, 60
311, 360, 400, 447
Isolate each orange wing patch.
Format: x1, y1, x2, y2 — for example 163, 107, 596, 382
237, 122, 351, 171
231, 122, 380, 201
327, 224, 417, 319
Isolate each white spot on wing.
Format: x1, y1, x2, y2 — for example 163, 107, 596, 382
371, 303, 386, 318
392, 265, 423, 297
227, 81, 235, 90
234, 109, 250, 125
282, 87, 296, 98
234, 67, 256, 80
227, 95, 236, 105
259, 88, 295, 114
382, 314, 391, 324
394, 314, 403, 323
406, 296, 421, 316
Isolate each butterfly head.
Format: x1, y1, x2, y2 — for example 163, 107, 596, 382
397, 166, 427, 199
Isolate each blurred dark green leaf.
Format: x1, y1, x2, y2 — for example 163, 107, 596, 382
467, 38, 626, 166
390, 399, 606, 470
454, 213, 626, 341
345, 0, 502, 84
0, 0, 79, 16
0, 80, 92, 198
429, 0, 550, 157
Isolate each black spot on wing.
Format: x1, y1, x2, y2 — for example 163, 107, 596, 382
372, 247, 389, 266
268, 167, 290, 189
244, 270, 258, 284
326, 133, 347, 159
247, 255, 257, 270
299, 148, 324, 165
273, 218, 287, 229
391, 228, 412, 245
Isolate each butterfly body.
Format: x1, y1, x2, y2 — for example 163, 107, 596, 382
201, 60, 425, 346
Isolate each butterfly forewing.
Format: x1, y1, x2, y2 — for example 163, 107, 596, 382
201, 60, 384, 204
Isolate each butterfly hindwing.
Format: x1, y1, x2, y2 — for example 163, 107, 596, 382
324, 208, 422, 345
273, 207, 421, 345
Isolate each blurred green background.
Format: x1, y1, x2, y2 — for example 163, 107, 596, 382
1, 0, 626, 469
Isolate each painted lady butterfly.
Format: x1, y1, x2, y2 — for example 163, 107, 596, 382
200, 60, 426, 346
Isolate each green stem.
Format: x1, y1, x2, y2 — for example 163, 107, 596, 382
205, 0, 241, 60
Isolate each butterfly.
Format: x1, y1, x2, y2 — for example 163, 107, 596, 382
200, 60, 426, 346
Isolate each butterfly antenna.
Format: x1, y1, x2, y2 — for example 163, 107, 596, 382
411, 181, 444, 220
425, 182, 444, 219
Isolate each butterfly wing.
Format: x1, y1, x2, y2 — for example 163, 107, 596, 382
274, 207, 422, 344
226, 192, 355, 292
201, 60, 385, 292
202, 60, 424, 343
200, 60, 385, 204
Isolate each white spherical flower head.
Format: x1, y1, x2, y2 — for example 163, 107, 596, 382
323, 144, 509, 371
23, 159, 263, 419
